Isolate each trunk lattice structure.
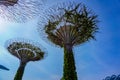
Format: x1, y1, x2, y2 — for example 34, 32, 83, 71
14, 61, 26, 80
62, 44, 77, 80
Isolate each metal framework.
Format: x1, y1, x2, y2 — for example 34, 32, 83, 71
0, 0, 18, 6
0, 0, 43, 22
38, 2, 98, 48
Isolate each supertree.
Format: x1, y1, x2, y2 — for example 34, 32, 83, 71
0, 0, 43, 22
0, 0, 43, 73
5, 38, 47, 80
103, 74, 120, 80
38, 2, 98, 80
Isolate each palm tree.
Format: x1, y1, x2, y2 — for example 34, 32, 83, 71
0, 0, 43, 22
103, 74, 120, 80
6, 38, 46, 80
38, 2, 98, 80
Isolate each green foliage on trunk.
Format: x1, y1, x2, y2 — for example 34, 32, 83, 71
62, 46, 77, 80
14, 62, 27, 80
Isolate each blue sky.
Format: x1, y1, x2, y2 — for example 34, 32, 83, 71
0, 0, 120, 80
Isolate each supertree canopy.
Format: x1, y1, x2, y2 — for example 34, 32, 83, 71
6, 39, 46, 62
103, 74, 120, 80
38, 2, 98, 48
0, 0, 43, 22
5, 38, 47, 80
0, 0, 18, 6
38, 2, 98, 80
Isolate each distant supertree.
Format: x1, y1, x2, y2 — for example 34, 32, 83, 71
5, 38, 47, 80
38, 2, 98, 80
103, 74, 120, 80
0, 0, 43, 22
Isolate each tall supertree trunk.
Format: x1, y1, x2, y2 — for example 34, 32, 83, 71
14, 61, 27, 80
62, 44, 77, 80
